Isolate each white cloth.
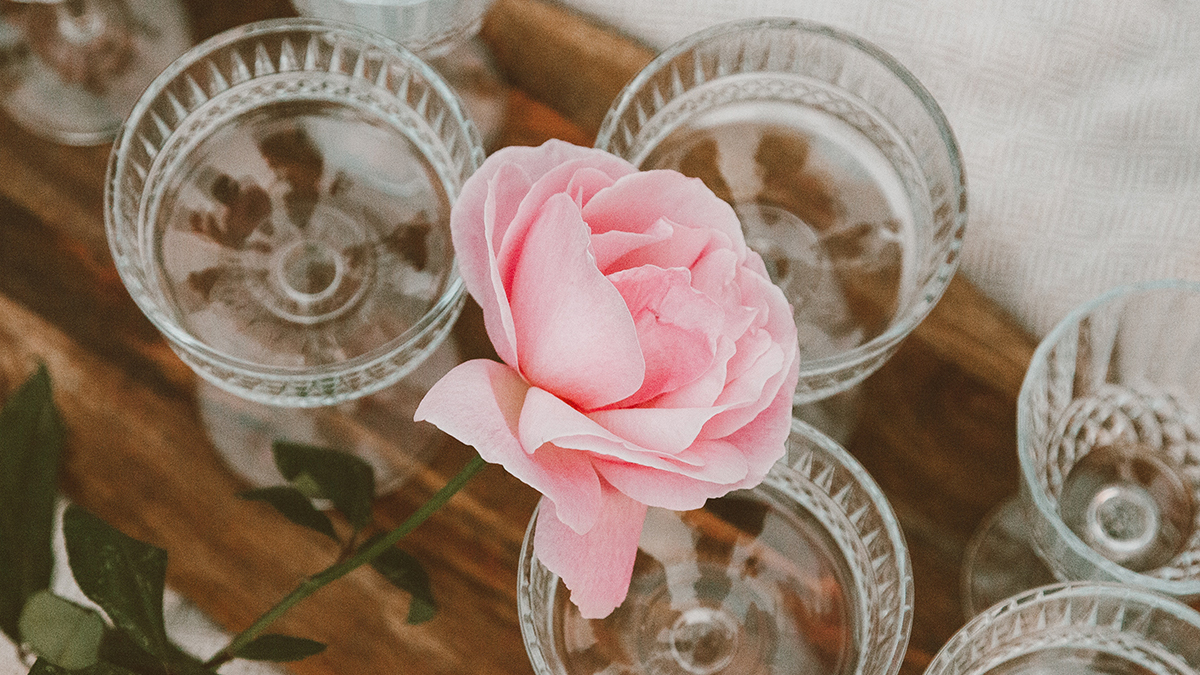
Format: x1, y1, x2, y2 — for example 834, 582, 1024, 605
557, 0, 1200, 339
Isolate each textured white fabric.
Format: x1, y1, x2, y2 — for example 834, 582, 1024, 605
557, 0, 1200, 339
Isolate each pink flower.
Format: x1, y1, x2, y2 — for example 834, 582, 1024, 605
415, 140, 800, 618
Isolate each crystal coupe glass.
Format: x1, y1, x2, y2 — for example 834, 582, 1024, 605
926, 582, 1200, 675
962, 280, 1200, 617
594, 19, 967, 414
518, 418, 913, 675
105, 18, 485, 489
0, 0, 191, 144
288, 0, 507, 148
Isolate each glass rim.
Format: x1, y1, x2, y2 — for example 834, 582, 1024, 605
785, 417, 914, 675
927, 581, 1200, 675
1017, 278, 1200, 596
517, 416, 913, 675
103, 16, 483, 404
593, 17, 968, 390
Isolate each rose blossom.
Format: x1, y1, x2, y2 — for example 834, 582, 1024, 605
415, 139, 799, 618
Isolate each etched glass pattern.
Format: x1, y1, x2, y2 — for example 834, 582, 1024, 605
105, 18, 485, 406
926, 583, 1200, 675
1018, 280, 1200, 601
518, 418, 913, 675
595, 19, 967, 404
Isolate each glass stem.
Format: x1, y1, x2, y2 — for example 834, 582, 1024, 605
203, 453, 488, 669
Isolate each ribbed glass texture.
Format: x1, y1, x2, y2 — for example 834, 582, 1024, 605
518, 418, 913, 675
1018, 279, 1200, 601
105, 18, 485, 406
595, 19, 967, 404
926, 583, 1200, 675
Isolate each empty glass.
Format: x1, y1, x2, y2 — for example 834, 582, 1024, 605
962, 279, 1200, 616
518, 418, 913, 675
104, 18, 485, 490
594, 18, 967, 431
289, 0, 507, 148
0, 0, 191, 144
927, 582, 1200, 675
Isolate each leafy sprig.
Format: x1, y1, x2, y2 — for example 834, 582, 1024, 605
0, 364, 62, 645
0, 365, 485, 673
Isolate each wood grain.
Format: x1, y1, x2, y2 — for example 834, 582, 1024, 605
0, 1, 1037, 674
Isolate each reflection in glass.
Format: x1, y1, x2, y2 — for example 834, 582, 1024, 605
594, 19, 967, 443
962, 280, 1200, 616
519, 418, 913, 675
105, 18, 486, 491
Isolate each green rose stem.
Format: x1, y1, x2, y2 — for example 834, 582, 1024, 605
204, 453, 488, 670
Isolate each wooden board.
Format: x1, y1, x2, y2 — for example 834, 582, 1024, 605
0, 1, 1037, 673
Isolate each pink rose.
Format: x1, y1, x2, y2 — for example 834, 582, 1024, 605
415, 140, 799, 618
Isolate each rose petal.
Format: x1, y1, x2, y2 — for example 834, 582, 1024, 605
599, 217, 724, 274
450, 141, 635, 366
649, 336, 737, 410
510, 192, 644, 410
518, 387, 685, 463
519, 388, 758, 491
717, 349, 800, 491
607, 265, 721, 406
703, 340, 788, 439
564, 166, 618, 209
452, 143, 601, 276
704, 328, 798, 443
473, 162, 532, 366
593, 441, 750, 510
533, 485, 647, 619
518, 388, 738, 474
589, 218, 673, 271
737, 258, 799, 356
414, 359, 604, 533
496, 154, 633, 287
587, 406, 721, 455
718, 330, 775, 403
582, 170, 745, 245
414, 359, 524, 449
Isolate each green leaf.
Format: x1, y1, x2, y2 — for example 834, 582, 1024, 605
18, 590, 105, 670
240, 486, 338, 540
97, 627, 166, 675
232, 633, 326, 662
272, 441, 375, 531
62, 505, 170, 664
366, 536, 437, 624
98, 624, 213, 675
0, 364, 65, 643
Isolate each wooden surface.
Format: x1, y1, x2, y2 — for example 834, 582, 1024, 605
0, 1, 1037, 673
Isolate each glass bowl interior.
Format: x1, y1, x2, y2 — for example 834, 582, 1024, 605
518, 418, 913, 675
594, 18, 967, 404
1018, 280, 1200, 599
105, 18, 485, 406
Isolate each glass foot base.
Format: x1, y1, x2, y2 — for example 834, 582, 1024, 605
196, 336, 460, 495
960, 496, 1057, 618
